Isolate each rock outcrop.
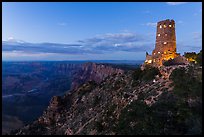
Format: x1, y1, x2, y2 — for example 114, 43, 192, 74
71, 62, 124, 90
12, 64, 202, 135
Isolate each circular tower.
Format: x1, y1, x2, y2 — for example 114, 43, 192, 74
152, 19, 177, 66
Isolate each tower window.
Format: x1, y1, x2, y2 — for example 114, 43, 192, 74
158, 52, 160, 54
159, 25, 162, 28
163, 42, 167, 44
147, 60, 152, 64
158, 33, 160, 37
169, 24, 172, 27
164, 24, 166, 28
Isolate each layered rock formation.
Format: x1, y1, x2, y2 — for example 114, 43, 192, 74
2, 62, 83, 134
71, 62, 124, 90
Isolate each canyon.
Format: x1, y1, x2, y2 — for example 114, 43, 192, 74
7, 62, 202, 135
2, 61, 138, 134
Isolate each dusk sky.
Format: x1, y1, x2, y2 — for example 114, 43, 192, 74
2, 2, 202, 61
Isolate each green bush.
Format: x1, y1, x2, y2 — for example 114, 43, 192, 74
163, 59, 173, 66
132, 68, 143, 81
92, 96, 101, 107
116, 100, 157, 135
132, 66, 161, 83
169, 67, 202, 98
95, 120, 104, 132
165, 66, 202, 134
184, 52, 197, 61
195, 50, 202, 66
141, 66, 161, 82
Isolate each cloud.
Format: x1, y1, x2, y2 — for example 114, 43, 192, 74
2, 41, 91, 54
177, 43, 202, 53
78, 33, 153, 52
145, 22, 157, 27
143, 10, 151, 14
166, 2, 187, 5
8, 37, 14, 40
194, 9, 202, 16
2, 32, 153, 57
177, 20, 183, 24
58, 22, 67, 26
193, 32, 202, 41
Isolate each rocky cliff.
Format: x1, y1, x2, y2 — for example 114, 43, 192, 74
71, 62, 124, 90
11, 64, 202, 135
2, 62, 83, 134
52, 63, 83, 76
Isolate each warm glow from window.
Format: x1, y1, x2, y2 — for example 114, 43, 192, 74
165, 34, 167, 36
147, 60, 152, 64
169, 24, 172, 27
145, 60, 152, 64
158, 52, 160, 54
159, 25, 162, 28
158, 34, 160, 37
164, 52, 166, 54
164, 25, 166, 28
164, 42, 167, 44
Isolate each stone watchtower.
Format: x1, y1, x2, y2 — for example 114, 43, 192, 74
144, 19, 179, 66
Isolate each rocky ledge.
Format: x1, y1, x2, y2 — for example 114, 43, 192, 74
12, 64, 202, 135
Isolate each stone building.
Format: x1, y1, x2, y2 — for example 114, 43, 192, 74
144, 19, 182, 67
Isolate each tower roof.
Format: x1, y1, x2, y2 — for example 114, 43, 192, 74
157, 19, 175, 24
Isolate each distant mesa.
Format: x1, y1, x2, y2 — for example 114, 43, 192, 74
142, 19, 189, 68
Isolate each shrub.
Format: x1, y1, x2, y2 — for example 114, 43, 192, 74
195, 50, 202, 66
163, 59, 174, 66
169, 67, 202, 98
141, 67, 161, 82
116, 100, 157, 135
184, 52, 197, 63
92, 96, 101, 107
132, 66, 161, 83
132, 68, 143, 81
95, 120, 104, 132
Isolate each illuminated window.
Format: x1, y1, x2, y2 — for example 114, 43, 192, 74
164, 52, 166, 54
159, 25, 162, 28
163, 42, 167, 44
147, 60, 152, 64
165, 34, 167, 36
158, 52, 160, 54
169, 24, 172, 27
164, 24, 166, 28
145, 60, 152, 64
158, 34, 160, 37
